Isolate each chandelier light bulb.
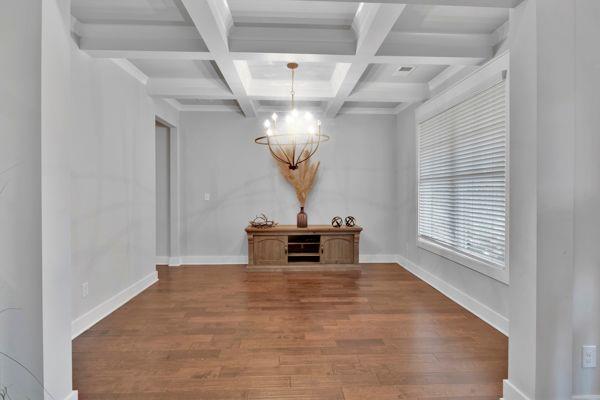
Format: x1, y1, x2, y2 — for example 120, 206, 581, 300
254, 62, 329, 170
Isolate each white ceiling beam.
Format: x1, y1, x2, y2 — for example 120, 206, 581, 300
325, 3, 407, 117
377, 31, 493, 61
75, 23, 211, 59
74, 22, 490, 66
147, 78, 235, 99
111, 59, 148, 85
289, 0, 524, 7
178, 104, 242, 113
180, 0, 257, 117
428, 65, 477, 96
393, 103, 411, 115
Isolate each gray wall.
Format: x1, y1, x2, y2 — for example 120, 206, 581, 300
156, 124, 170, 258
178, 112, 398, 260
70, 46, 156, 322
0, 2, 44, 398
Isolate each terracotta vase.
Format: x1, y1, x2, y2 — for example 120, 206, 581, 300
297, 207, 308, 228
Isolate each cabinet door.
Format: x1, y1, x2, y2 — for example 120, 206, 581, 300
321, 235, 354, 264
254, 236, 288, 265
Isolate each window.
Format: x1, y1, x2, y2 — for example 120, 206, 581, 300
416, 55, 509, 283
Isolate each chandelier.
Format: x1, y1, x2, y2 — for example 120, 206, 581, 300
254, 62, 329, 170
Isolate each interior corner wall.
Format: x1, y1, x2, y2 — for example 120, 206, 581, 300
395, 107, 509, 327
177, 112, 398, 261
0, 1, 44, 398
69, 45, 156, 327
156, 124, 171, 258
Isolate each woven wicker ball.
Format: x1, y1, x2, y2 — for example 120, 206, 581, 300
345, 216, 356, 227
331, 216, 343, 228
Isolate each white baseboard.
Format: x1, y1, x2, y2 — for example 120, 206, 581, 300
360, 254, 399, 263
63, 390, 78, 400
71, 271, 158, 339
396, 254, 509, 336
178, 255, 247, 265
573, 396, 600, 399
502, 380, 531, 400
167, 254, 397, 266
156, 256, 169, 265
168, 256, 182, 267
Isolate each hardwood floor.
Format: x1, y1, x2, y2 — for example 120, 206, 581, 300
73, 264, 507, 400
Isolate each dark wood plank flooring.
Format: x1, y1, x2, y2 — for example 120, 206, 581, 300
73, 264, 507, 400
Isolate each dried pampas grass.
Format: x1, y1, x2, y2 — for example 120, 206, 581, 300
273, 147, 319, 207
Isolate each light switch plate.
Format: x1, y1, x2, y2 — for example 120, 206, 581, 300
204, 193, 210, 201
583, 345, 597, 368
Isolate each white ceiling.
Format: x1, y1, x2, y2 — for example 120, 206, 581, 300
71, 0, 518, 116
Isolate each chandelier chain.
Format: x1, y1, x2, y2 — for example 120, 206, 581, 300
290, 68, 295, 109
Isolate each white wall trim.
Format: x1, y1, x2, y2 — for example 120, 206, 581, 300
502, 380, 532, 400
63, 390, 78, 400
359, 254, 399, 263
156, 256, 169, 265
169, 254, 400, 266
396, 254, 509, 336
178, 255, 247, 265
110, 59, 148, 85
71, 271, 158, 339
168, 256, 183, 267
572, 396, 600, 399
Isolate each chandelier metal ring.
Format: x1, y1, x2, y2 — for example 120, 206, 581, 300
254, 62, 329, 170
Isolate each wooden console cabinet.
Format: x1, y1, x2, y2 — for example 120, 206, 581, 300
245, 225, 362, 271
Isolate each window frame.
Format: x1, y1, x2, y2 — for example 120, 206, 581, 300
415, 52, 510, 284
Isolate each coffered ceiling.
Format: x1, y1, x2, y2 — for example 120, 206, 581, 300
71, 0, 519, 117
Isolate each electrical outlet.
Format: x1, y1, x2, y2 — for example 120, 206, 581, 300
82, 282, 89, 298
204, 192, 210, 201
583, 345, 597, 368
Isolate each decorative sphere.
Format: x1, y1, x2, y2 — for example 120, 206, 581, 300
345, 216, 356, 227
331, 216, 343, 228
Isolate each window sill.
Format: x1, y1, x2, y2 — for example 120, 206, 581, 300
417, 237, 509, 284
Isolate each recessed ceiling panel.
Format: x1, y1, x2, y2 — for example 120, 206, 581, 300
131, 60, 221, 79
72, 0, 193, 26
228, 0, 359, 28
392, 5, 508, 34
360, 64, 447, 84
247, 61, 336, 81
257, 100, 323, 111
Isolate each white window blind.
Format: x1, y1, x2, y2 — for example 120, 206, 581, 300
417, 78, 507, 269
